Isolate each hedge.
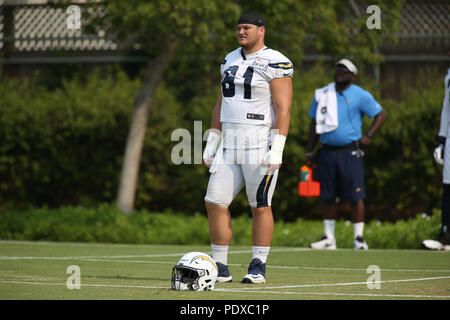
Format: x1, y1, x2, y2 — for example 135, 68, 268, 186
0, 204, 442, 249
0, 64, 446, 221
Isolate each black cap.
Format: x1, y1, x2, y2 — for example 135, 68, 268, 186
237, 12, 266, 27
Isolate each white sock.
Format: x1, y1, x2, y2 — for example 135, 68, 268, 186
353, 222, 364, 239
324, 219, 336, 239
211, 244, 228, 265
252, 246, 270, 263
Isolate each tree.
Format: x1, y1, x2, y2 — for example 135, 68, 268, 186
81, 0, 403, 214
93, 0, 240, 214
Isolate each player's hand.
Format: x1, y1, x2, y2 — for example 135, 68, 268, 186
433, 136, 446, 165
203, 156, 213, 168
203, 130, 222, 168
434, 144, 444, 165
262, 149, 282, 170
261, 134, 286, 170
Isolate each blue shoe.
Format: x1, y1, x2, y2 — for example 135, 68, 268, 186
216, 262, 232, 282
242, 258, 266, 284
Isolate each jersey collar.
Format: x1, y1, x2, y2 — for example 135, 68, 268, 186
241, 46, 268, 60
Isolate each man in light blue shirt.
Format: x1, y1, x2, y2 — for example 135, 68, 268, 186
306, 58, 386, 250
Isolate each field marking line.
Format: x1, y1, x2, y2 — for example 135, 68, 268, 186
222, 275, 450, 290
262, 264, 450, 273
0, 280, 167, 289
214, 288, 450, 299
1, 254, 449, 273
0, 253, 184, 260
2, 240, 448, 253
75, 259, 450, 273
1, 278, 449, 299
0, 248, 308, 261
0, 240, 145, 247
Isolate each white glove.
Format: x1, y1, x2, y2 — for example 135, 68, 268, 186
262, 134, 286, 169
203, 130, 222, 167
434, 144, 444, 165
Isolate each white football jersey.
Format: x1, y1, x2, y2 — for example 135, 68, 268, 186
440, 68, 450, 183
438, 68, 450, 139
220, 46, 294, 127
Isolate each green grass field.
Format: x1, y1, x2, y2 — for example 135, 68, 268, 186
0, 240, 449, 300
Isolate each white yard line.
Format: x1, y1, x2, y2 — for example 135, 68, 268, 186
214, 288, 450, 299
1, 276, 449, 299
1, 240, 448, 254
220, 275, 450, 290
0, 254, 184, 260
261, 264, 450, 273
0, 247, 309, 261
0, 280, 167, 289
1, 253, 449, 273
0, 240, 144, 247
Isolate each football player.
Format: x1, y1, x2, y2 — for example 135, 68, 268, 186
203, 12, 293, 284
423, 67, 450, 251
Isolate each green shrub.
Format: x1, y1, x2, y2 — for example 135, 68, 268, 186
0, 68, 202, 213
0, 69, 139, 207
364, 68, 444, 216
0, 65, 445, 221
0, 205, 442, 249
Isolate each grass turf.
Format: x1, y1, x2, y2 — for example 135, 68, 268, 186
0, 240, 449, 300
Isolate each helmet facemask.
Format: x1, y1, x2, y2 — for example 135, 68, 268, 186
171, 252, 218, 291
171, 266, 202, 291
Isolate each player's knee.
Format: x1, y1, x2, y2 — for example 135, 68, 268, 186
250, 205, 272, 215
204, 197, 229, 210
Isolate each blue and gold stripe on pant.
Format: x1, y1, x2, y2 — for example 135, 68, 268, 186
256, 171, 274, 208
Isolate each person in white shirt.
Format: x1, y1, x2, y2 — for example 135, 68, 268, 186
422, 68, 450, 251
203, 12, 293, 284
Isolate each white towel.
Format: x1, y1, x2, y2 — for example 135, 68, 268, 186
315, 82, 338, 134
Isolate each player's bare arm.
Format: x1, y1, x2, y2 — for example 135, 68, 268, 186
203, 91, 223, 168
210, 91, 223, 131
271, 76, 293, 137
262, 76, 292, 170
